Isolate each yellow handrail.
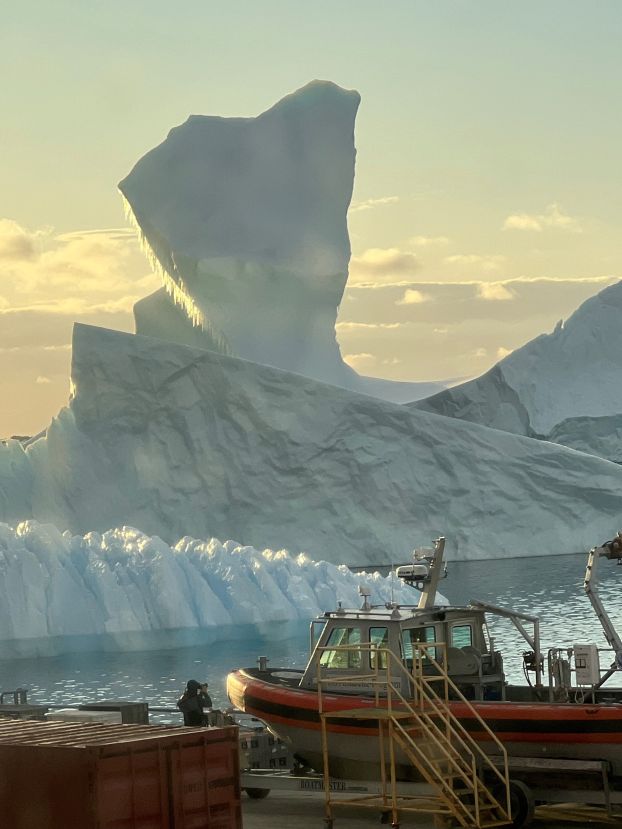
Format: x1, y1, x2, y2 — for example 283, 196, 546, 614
315, 641, 511, 824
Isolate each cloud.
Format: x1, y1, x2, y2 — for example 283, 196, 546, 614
0, 220, 159, 437
503, 203, 582, 233
346, 275, 618, 292
56, 227, 137, 242
0, 296, 141, 316
477, 282, 515, 301
0, 219, 156, 301
444, 254, 506, 272
503, 214, 542, 231
544, 203, 583, 231
343, 352, 401, 371
0, 218, 46, 261
336, 321, 402, 331
334, 276, 622, 388
349, 196, 399, 213
343, 352, 375, 368
410, 235, 450, 247
349, 247, 419, 284
338, 277, 621, 350
396, 289, 430, 305
0, 303, 134, 353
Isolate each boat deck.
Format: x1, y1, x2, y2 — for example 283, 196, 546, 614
242, 666, 622, 706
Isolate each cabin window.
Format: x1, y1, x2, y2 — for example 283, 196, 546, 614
319, 626, 362, 669
369, 627, 389, 669
402, 625, 437, 666
451, 624, 473, 649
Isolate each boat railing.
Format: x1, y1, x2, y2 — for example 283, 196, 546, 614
547, 644, 622, 703
0, 688, 29, 705
314, 642, 511, 828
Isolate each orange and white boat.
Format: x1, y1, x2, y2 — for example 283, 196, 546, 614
228, 535, 622, 781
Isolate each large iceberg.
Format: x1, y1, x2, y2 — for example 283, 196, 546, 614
0, 521, 420, 658
3, 81, 622, 653
414, 281, 622, 462
3, 323, 622, 565
120, 80, 443, 403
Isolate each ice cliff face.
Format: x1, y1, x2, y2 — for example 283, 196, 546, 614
414, 281, 622, 461
547, 415, 622, 465
0, 521, 418, 657
3, 323, 622, 565
120, 80, 442, 403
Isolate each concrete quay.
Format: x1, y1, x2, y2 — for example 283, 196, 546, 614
241, 788, 619, 829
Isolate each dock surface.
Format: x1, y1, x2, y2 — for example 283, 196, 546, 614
242, 788, 620, 828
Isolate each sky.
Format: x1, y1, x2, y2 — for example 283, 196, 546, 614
1, 1, 621, 436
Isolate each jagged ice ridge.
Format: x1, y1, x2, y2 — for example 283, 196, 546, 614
0, 521, 423, 658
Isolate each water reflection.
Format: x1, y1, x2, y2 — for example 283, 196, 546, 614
0, 621, 311, 723
447, 552, 621, 681
0, 553, 620, 721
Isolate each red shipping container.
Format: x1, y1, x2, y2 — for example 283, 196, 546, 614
0, 719, 242, 829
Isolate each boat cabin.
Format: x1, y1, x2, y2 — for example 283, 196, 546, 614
299, 604, 506, 701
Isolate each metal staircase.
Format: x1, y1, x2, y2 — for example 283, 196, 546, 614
317, 642, 511, 828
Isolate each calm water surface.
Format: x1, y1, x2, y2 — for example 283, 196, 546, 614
1, 552, 620, 723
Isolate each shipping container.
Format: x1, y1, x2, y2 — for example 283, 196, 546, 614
80, 699, 150, 724
46, 708, 123, 723
0, 719, 242, 829
0, 703, 48, 720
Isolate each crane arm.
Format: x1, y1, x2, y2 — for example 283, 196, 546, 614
584, 532, 622, 663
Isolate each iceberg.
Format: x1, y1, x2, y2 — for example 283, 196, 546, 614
414, 281, 622, 461
120, 80, 443, 403
3, 323, 622, 566
0, 521, 423, 658
3, 82, 622, 653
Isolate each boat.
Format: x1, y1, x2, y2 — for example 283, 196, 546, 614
227, 534, 622, 784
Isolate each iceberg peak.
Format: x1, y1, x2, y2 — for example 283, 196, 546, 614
120, 81, 441, 403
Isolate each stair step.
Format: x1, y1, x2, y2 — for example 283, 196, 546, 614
320, 677, 511, 829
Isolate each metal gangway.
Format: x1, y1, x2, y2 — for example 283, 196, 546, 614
316, 641, 512, 829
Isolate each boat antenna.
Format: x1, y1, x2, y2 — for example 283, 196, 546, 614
418, 536, 446, 609
390, 563, 395, 606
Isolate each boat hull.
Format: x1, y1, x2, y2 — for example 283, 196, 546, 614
227, 668, 622, 780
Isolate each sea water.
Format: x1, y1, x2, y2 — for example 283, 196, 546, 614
0, 552, 620, 723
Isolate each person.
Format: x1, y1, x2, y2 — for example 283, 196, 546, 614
200, 682, 215, 725
177, 679, 204, 726
200, 682, 212, 711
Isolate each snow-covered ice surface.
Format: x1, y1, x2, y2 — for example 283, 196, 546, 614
120, 80, 444, 404
3, 323, 622, 568
414, 281, 622, 461
0, 521, 428, 658
547, 415, 622, 465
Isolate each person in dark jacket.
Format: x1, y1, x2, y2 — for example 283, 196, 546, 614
200, 682, 213, 711
199, 682, 217, 725
177, 679, 204, 726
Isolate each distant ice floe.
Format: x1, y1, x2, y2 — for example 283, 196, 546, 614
0, 521, 428, 657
